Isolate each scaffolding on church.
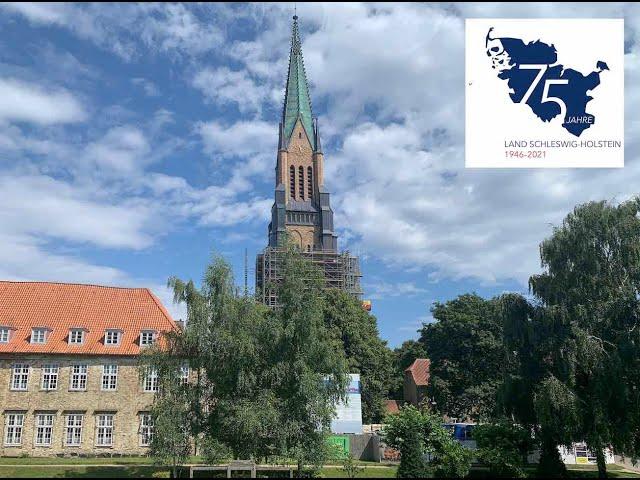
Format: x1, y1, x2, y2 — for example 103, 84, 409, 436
255, 247, 363, 307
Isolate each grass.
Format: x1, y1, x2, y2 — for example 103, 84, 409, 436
0, 465, 168, 478
0, 459, 638, 478
566, 464, 640, 478
0, 456, 159, 465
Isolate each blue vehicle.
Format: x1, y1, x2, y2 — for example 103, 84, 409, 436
443, 423, 475, 443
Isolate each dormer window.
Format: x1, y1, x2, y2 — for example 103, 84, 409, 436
139, 330, 157, 347
0, 327, 10, 343
30, 328, 48, 344
69, 329, 85, 345
104, 329, 122, 346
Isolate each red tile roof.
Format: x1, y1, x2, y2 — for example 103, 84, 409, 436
385, 399, 401, 415
0, 281, 178, 356
405, 358, 430, 386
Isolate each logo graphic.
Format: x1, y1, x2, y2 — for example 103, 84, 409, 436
466, 19, 624, 168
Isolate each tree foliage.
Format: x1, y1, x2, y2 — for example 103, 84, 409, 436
495, 199, 640, 478
473, 422, 536, 478
323, 289, 395, 423
384, 405, 471, 478
150, 245, 349, 475
139, 350, 192, 478
527, 199, 640, 478
390, 340, 428, 400
419, 294, 504, 421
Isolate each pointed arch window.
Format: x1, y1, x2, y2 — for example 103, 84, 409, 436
307, 167, 313, 200
289, 166, 296, 199
298, 166, 304, 200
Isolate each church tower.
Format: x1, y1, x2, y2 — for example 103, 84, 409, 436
256, 15, 361, 306
268, 14, 337, 253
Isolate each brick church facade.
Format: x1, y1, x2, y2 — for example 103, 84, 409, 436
256, 16, 362, 305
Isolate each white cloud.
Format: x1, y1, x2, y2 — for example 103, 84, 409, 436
197, 119, 276, 158
0, 2, 69, 25
84, 126, 150, 173
0, 175, 153, 249
0, 3, 225, 60
0, 78, 87, 125
193, 67, 268, 114
364, 279, 428, 300
131, 78, 160, 97
0, 231, 187, 322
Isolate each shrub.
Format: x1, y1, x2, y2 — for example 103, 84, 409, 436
473, 422, 536, 478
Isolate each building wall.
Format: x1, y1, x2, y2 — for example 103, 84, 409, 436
0, 354, 154, 457
403, 372, 419, 406
403, 373, 428, 407
287, 226, 321, 251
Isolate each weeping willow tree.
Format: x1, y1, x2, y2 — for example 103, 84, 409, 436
144, 244, 348, 476
529, 198, 640, 478
498, 198, 640, 479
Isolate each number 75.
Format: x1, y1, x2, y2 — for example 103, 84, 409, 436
518, 64, 569, 118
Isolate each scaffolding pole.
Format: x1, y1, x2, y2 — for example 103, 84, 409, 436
255, 247, 363, 307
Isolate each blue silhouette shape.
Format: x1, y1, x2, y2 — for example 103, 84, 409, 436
485, 28, 608, 137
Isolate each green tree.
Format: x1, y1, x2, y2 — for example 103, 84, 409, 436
140, 350, 192, 478
269, 244, 350, 475
323, 289, 395, 423
384, 406, 428, 478
497, 294, 576, 477
157, 247, 348, 476
473, 422, 536, 478
384, 405, 471, 478
419, 294, 504, 420
390, 340, 428, 399
341, 453, 365, 479
528, 199, 640, 478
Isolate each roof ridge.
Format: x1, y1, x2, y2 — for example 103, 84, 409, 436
144, 288, 180, 330
0, 280, 147, 290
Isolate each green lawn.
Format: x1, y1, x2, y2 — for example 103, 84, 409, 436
0, 465, 168, 478
566, 464, 640, 478
0, 460, 638, 478
320, 465, 397, 478
0, 456, 161, 465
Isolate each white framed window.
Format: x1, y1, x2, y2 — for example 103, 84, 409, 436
70, 365, 88, 391
139, 330, 157, 347
64, 414, 83, 446
95, 414, 114, 446
34, 413, 54, 446
0, 327, 10, 343
139, 413, 154, 446
180, 364, 189, 385
69, 329, 85, 345
101, 365, 118, 391
41, 364, 59, 391
143, 368, 158, 392
10, 364, 29, 391
104, 330, 121, 346
30, 328, 48, 344
4, 413, 25, 446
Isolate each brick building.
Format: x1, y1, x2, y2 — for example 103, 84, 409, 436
255, 15, 362, 306
403, 358, 430, 407
0, 281, 180, 457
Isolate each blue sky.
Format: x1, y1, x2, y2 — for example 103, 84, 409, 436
1, 3, 639, 348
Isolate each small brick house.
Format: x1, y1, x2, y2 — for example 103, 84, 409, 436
0, 281, 180, 457
403, 358, 430, 407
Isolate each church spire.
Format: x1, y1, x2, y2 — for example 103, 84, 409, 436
282, 15, 315, 150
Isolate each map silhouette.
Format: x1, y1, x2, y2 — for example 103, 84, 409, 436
485, 28, 608, 137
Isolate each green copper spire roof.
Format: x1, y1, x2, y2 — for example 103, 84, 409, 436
282, 15, 315, 149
